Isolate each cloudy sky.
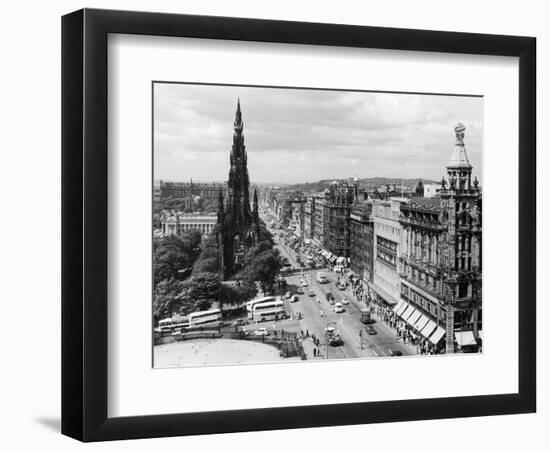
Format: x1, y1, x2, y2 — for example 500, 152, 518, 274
154, 83, 483, 185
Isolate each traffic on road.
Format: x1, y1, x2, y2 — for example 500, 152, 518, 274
258, 209, 416, 360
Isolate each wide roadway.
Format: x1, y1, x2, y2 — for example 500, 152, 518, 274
273, 236, 415, 359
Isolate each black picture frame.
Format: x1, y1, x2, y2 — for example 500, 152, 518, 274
61, 8, 536, 442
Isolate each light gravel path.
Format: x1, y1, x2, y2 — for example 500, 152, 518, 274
154, 338, 297, 368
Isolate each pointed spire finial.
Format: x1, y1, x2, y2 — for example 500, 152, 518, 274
234, 97, 243, 130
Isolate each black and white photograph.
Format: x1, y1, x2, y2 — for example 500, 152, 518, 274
152, 83, 483, 368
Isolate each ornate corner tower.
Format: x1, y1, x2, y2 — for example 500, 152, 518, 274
439, 123, 482, 353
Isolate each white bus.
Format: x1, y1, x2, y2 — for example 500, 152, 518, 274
246, 296, 276, 317
188, 309, 222, 328
156, 315, 188, 334
251, 300, 285, 322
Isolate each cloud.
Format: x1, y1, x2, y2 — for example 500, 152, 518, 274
153, 83, 483, 184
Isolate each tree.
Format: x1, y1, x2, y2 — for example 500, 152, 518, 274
242, 250, 281, 295
219, 280, 257, 308
153, 232, 202, 285
244, 240, 273, 266
153, 278, 192, 322
188, 272, 220, 311
193, 257, 218, 274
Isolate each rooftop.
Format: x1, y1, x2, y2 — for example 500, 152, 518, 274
404, 197, 441, 210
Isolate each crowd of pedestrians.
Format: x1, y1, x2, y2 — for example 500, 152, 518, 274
372, 300, 444, 355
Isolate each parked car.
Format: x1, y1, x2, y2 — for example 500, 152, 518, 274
337, 282, 346, 291
297, 287, 304, 294
254, 327, 269, 336
308, 289, 315, 297
390, 349, 403, 356
284, 291, 292, 299
334, 302, 344, 313
290, 295, 299, 303
300, 279, 308, 287
341, 297, 350, 305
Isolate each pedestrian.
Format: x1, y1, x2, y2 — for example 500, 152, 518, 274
313, 348, 317, 357
306, 329, 309, 337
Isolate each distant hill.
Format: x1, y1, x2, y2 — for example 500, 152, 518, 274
285, 177, 439, 192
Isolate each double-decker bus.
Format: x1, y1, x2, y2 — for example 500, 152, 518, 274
251, 300, 285, 322
187, 309, 222, 329
246, 296, 276, 319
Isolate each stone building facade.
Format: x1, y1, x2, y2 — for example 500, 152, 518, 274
372, 197, 408, 305
159, 180, 228, 210
161, 213, 217, 239
349, 197, 374, 283
322, 179, 357, 257
399, 123, 482, 353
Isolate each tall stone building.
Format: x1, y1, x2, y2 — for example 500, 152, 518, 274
217, 100, 260, 278
399, 123, 482, 353
349, 195, 374, 284
322, 179, 357, 258
373, 197, 408, 305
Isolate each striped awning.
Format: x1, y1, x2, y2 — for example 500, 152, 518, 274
406, 309, 422, 326
393, 299, 405, 313
420, 320, 437, 338
429, 327, 446, 345
402, 306, 416, 321
413, 315, 429, 332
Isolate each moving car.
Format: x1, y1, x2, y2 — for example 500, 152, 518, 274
328, 331, 344, 346
337, 282, 346, 291
390, 349, 403, 356
360, 309, 372, 324
297, 287, 304, 294
284, 291, 292, 299
254, 327, 269, 336
308, 289, 315, 297
300, 279, 309, 287
334, 302, 344, 313
316, 272, 328, 283
290, 295, 299, 303
341, 297, 350, 305
365, 325, 377, 335
232, 318, 249, 327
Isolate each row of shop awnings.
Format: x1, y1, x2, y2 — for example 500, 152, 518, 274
393, 299, 445, 345
393, 300, 480, 346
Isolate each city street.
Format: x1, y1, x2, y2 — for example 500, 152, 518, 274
270, 227, 416, 359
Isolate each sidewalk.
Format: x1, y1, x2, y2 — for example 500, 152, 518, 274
346, 286, 420, 355
299, 335, 323, 360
